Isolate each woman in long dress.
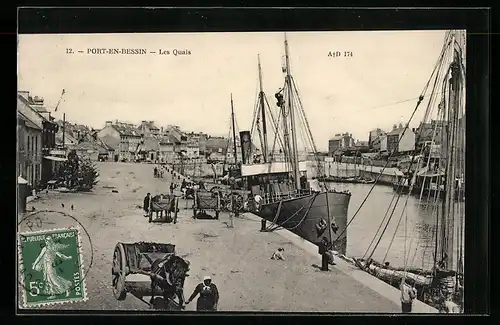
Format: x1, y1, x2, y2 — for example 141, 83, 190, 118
31, 236, 73, 298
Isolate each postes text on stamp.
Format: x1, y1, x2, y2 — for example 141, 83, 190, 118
18, 227, 87, 307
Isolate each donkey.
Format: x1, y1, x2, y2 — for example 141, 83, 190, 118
149, 255, 190, 310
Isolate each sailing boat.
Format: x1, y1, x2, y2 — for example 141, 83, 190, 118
239, 34, 352, 255
352, 30, 465, 313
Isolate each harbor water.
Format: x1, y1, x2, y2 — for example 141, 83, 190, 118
176, 161, 465, 271
327, 181, 465, 271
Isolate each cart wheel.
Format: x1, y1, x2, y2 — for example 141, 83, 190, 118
112, 243, 127, 300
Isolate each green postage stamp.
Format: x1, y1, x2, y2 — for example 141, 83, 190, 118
18, 227, 88, 307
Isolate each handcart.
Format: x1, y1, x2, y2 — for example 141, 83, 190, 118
111, 241, 190, 310
148, 194, 179, 224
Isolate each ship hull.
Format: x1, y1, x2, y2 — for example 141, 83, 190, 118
256, 191, 351, 255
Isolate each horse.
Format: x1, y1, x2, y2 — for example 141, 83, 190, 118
149, 255, 190, 310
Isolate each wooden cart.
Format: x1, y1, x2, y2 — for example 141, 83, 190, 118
111, 242, 189, 310
148, 195, 179, 224
192, 189, 221, 219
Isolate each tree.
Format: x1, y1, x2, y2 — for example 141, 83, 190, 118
57, 150, 99, 191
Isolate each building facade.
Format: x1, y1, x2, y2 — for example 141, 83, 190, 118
17, 97, 43, 187
97, 121, 142, 162
328, 133, 355, 156
18, 92, 60, 184
368, 128, 385, 149
371, 134, 388, 152
386, 124, 416, 154
138, 120, 161, 136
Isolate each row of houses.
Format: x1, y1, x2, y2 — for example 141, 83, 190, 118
18, 91, 64, 188
94, 120, 244, 164
328, 120, 451, 158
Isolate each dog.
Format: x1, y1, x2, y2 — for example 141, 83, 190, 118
271, 248, 285, 260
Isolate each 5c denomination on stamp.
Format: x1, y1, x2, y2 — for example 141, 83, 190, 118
18, 227, 88, 308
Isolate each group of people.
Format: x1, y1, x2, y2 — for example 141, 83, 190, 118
153, 165, 166, 178
142, 189, 177, 219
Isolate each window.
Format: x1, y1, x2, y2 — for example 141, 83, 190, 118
27, 136, 30, 156
35, 136, 38, 157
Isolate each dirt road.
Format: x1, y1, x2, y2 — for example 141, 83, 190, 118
20, 162, 399, 312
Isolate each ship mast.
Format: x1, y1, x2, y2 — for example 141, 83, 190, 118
258, 55, 269, 163
231, 93, 238, 165
440, 31, 464, 272
284, 33, 301, 190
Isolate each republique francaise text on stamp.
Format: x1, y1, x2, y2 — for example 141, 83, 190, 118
18, 227, 88, 308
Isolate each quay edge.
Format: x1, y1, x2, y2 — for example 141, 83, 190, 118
243, 213, 438, 314
168, 165, 436, 313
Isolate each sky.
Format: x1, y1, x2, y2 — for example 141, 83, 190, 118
18, 30, 450, 151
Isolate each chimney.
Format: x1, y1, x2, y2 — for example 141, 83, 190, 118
105, 121, 112, 127
393, 124, 397, 130
399, 123, 403, 128
161, 127, 164, 134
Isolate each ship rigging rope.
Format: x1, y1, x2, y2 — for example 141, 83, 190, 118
290, 77, 327, 181
265, 94, 286, 154
264, 192, 318, 232
362, 69, 451, 266
344, 31, 453, 252
361, 181, 403, 260
403, 47, 452, 271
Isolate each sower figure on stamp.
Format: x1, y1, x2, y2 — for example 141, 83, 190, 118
186, 276, 219, 311
32, 236, 73, 298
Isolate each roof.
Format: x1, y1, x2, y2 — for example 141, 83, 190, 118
55, 128, 78, 145
139, 121, 160, 131
74, 141, 110, 154
111, 123, 141, 137
388, 127, 412, 136
97, 138, 115, 151
100, 135, 120, 150
159, 136, 174, 145
18, 112, 42, 130
329, 135, 342, 141
17, 95, 46, 127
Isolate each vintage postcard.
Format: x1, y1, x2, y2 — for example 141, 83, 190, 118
17, 30, 465, 313
18, 227, 87, 308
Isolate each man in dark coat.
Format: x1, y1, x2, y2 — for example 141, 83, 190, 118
318, 236, 331, 271
143, 193, 151, 217
186, 276, 219, 311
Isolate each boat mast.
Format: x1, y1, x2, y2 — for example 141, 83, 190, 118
441, 32, 462, 271
231, 93, 238, 165
258, 54, 269, 163
284, 33, 301, 190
